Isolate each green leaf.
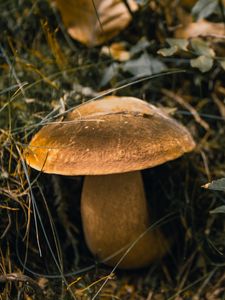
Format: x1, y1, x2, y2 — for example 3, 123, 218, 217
157, 46, 178, 57
191, 38, 215, 57
203, 178, 225, 191
210, 205, 225, 214
190, 55, 214, 72
166, 38, 189, 51
192, 0, 218, 20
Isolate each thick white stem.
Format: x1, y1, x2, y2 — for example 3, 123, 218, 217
81, 171, 169, 269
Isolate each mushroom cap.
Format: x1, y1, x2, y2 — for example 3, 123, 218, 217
24, 96, 195, 175
54, 0, 138, 47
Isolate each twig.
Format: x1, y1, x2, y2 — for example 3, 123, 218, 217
162, 89, 209, 130
212, 93, 225, 118
0, 210, 12, 239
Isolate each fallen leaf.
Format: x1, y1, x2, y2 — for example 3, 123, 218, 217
210, 205, 225, 214
166, 38, 189, 51
130, 38, 150, 55
123, 52, 166, 76
192, 0, 218, 20
100, 62, 119, 87
157, 39, 188, 57
157, 46, 178, 57
203, 178, 225, 191
191, 38, 215, 57
175, 19, 225, 39
101, 42, 130, 61
190, 55, 214, 73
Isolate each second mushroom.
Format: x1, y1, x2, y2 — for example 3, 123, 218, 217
25, 96, 195, 269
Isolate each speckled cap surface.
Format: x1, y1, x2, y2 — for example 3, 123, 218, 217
24, 96, 195, 175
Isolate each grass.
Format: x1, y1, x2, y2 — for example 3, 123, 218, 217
0, 0, 225, 299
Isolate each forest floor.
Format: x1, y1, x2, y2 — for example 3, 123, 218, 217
0, 0, 225, 299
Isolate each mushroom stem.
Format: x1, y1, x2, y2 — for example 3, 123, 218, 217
81, 171, 169, 269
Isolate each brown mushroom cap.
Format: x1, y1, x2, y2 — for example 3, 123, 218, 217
54, 0, 138, 47
25, 96, 195, 175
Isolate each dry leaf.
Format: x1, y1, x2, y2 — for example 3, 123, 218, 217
191, 38, 215, 57
54, 0, 138, 46
181, 0, 225, 8
190, 55, 214, 73
175, 19, 225, 39
101, 42, 130, 61
192, 0, 219, 20
203, 178, 225, 192
157, 46, 178, 57
157, 38, 189, 57
123, 53, 166, 77
166, 38, 189, 51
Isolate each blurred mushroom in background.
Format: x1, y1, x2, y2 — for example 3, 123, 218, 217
52, 0, 138, 46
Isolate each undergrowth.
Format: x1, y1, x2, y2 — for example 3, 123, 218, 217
0, 0, 225, 299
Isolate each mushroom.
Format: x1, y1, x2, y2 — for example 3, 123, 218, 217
53, 0, 138, 46
24, 96, 195, 269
